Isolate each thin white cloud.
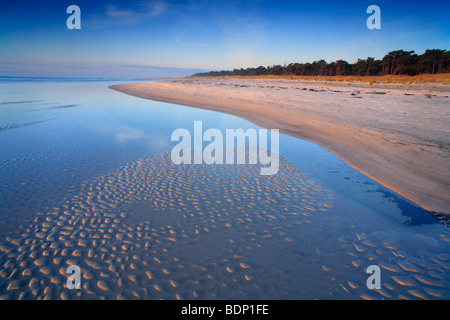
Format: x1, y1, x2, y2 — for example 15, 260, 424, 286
86, 1, 167, 28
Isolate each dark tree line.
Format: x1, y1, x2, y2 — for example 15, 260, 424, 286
193, 49, 450, 77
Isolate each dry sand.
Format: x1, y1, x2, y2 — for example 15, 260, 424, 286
110, 79, 450, 215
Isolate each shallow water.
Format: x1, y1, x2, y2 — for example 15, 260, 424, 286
0, 79, 448, 300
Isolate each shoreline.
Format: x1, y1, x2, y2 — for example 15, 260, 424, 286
110, 78, 450, 216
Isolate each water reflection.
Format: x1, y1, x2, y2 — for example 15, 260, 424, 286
0, 79, 448, 300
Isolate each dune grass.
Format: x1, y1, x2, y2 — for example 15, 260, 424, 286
189, 74, 450, 85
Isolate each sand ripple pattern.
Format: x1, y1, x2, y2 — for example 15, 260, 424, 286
0, 151, 448, 299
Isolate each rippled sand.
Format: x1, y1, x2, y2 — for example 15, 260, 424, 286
0, 151, 448, 300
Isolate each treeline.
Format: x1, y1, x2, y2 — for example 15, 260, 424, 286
193, 49, 450, 77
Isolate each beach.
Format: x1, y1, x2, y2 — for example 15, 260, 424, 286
1, 79, 449, 300
111, 78, 450, 215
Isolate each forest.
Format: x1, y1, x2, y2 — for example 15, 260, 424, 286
193, 49, 450, 77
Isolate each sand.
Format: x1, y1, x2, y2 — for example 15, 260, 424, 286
2, 80, 448, 300
1, 150, 449, 300
110, 78, 450, 215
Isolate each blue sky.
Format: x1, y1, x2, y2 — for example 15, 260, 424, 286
0, 0, 449, 78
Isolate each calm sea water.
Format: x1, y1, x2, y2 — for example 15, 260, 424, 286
0, 78, 448, 300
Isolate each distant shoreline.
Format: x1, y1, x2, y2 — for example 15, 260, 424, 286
110, 77, 450, 216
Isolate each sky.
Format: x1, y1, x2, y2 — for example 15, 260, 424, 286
0, 0, 449, 78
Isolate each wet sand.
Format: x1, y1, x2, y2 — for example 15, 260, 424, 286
1, 150, 448, 300
110, 79, 450, 215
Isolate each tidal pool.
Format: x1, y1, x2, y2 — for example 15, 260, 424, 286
0, 78, 448, 300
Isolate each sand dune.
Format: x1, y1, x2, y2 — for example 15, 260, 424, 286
110, 79, 450, 215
